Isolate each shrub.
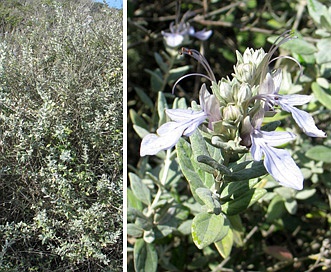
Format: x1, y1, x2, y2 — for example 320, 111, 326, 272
0, 0, 123, 270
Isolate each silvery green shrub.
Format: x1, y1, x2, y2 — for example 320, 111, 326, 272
128, 0, 331, 271
0, 0, 122, 270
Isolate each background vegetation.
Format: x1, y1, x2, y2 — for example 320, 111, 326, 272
0, 0, 123, 270
128, 0, 331, 271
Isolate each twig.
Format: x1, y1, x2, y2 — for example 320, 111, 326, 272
192, 18, 274, 35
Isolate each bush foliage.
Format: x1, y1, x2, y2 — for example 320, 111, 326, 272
0, 0, 123, 270
128, 0, 331, 271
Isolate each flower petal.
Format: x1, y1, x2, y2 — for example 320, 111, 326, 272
162, 33, 184, 47
191, 28, 212, 40
256, 130, 296, 147
262, 145, 303, 190
278, 103, 326, 137
278, 94, 312, 106
259, 73, 275, 95
199, 84, 221, 126
273, 70, 282, 93
140, 122, 184, 156
141, 107, 208, 156
165, 108, 206, 123
250, 129, 303, 190
250, 135, 263, 160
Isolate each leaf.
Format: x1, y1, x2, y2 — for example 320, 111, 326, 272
316, 38, 331, 64
145, 68, 163, 92
154, 52, 168, 73
189, 130, 218, 188
264, 246, 293, 261
311, 82, 331, 110
191, 213, 229, 249
285, 199, 298, 215
127, 223, 144, 238
133, 124, 150, 139
167, 65, 191, 83
221, 188, 267, 215
196, 188, 221, 215
307, 0, 328, 25
157, 91, 168, 126
177, 220, 193, 235
143, 229, 155, 243
220, 179, 260, 200
305, 145, 331, 163
197, 155, 231, 176
295, 188, 316, 200
129, 108, 148, 129
274, 187, 294, 200
266, 195, 286, 223
134, 87, 154, 109
127, 188, 143, 210
267, 35, 317, 55
225, 160, 267, 181
176, 138, 207, 205
134, 239, 158, 272
129, 173, 151, 206
214, 227, 234, 258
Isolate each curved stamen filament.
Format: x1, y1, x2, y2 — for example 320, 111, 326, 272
267, 30, 296, 63
172, 73, 212, 94
270, 56, 303, 77
181, 48, 217, 82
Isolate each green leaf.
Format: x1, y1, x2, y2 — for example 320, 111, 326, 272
316, 38, 331, 64
133, 124, 150, 139
307, 0, 328, 25
154, 52, 168, 73
305, 145, 331, 163
189, 130, 216, 176
178, 220, 193, 235
221, 188, 267, 215
145, 68, 163, 92
129, 173, 151, 206
176, 138, 207, 205
274, 187, 295, 200
129, 108, 148, 129
157, 91, 168, 126
266, 195, 286, 223
143, 229, 155, 243
220, 179, 260, 200
267, 35, 317, 55
285, 199, 298, 215
225, 160, 267, 181
127, 223, 144, 238
214, 227, 234, 258
311, 82, 331, 110
191, 213, 229, 249
197, 155, 231, 176
196, 188, 221, 215
134, 239, 158, 272
228, 215, 244, 246
295, 188, 316, 200
167, 65, 191, 83
127, 188, 143, 210
134, 87, 154, 109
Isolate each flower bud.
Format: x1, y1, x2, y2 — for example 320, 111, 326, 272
236, 83, 252, 104
222, 105, 242, 125
233, 48, 267, 84
239, 116, 254, 147
218, 78, 234, 104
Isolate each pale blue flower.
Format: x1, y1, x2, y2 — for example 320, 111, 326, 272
161, 11, 212, 48
140, 84, 220, 156
188, 27, 213, 41
258, 71, 326, 138
250, 129, 303, 190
